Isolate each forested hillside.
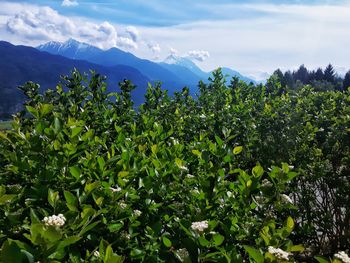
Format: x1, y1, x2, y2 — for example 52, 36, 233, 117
0, 69, 349, 262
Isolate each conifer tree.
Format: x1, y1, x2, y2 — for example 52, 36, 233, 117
324, 64, 335, 83
343, 70, 350, 90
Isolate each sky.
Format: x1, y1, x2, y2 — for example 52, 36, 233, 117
0, 0, 350, 79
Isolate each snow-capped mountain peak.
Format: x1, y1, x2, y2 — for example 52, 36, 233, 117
37, 38, 101, 59
163, 54, 206, 78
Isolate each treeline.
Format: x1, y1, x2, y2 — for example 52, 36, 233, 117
269, 64, 350, 92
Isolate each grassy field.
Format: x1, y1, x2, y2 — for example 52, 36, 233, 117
0, 121, 12, 130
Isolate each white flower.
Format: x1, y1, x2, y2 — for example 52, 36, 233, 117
110, 186, 122, 192
176, 248, 190, 262
121, 231, 131, 240
119, 201, 127, 209
281, 194, 293, 204
261, 179, 273, 188
200, 114, 206, 119
42, 214, 66, 227
186, 174, 195, 179
133, 210, 142, 217
191, 220, 209, 233
268, 246, 291, 261
93, 250, 100, 258
334, 251, 350, 263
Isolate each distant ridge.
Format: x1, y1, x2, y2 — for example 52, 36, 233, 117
38, 38, 256, 88
0, 41, 150, 118
37, 39, 192, 93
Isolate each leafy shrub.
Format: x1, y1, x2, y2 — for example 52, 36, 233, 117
0, 68, 348, 262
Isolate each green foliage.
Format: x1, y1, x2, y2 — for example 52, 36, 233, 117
0, 68, 349, 262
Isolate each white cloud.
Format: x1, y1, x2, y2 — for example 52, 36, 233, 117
186, 50, 210, 62
62, 0, 78, 7
137, 3, 350, 73
1, 1, 350, 76
4, 5, 118, 49
118, 37, 137, 49
170, 47, 178, 55
147, 42, 161, 53
125, 26, 139, 42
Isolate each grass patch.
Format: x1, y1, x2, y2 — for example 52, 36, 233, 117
0, 121, 12, 130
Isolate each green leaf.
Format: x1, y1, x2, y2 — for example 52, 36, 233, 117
151, 144, 158, 154
198, 236, 210, 247
233, 146, 243, 155
71, 127, 83, 138
57, 236, 81, 250
175, 158, 186, 169
215, 135, 223, 146
212, 234, 224, 246
252, 165, 264, 178
286, 216, 294, 231
26, 106, 39, 118
314, 256, 330, 263
97, 156, 105, 171
64, 191, 78, 211
162, 236, 172, 248
0, 194, 17, 205
287, 172, 298, 181
64, 191, 77, 205
0, 239, 28, 263
43, 226, 62, 242
69, 166, 81, 180
192, 149, 202, 158
118, 171, 129, 177
48, 189, 59, 208
105, 245, 124, 263
289, 244, 304, 252
243, 245, 264, 263
79, 221, 99, 236
108, 223, 123, 233
40, 104, 54, 117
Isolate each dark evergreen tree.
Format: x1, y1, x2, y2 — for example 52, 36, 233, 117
293, 65, 309, 83
284, 70, 294, 88
308, 70, 316, 84
273, 69, 286, 87
315, 68, 324, 81
343, 70, 350, 90
324, 64, 335, 83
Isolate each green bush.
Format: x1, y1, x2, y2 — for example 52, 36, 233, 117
0, 69, 348, 262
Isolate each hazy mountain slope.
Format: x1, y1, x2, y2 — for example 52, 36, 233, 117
38, 39, 189, 93
0, 41, 150, 118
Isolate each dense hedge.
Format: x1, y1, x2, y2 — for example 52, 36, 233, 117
0, 69, 349, 262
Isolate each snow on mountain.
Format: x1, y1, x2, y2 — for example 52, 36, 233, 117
163, 54, 207, 79
37, 38, 101, 59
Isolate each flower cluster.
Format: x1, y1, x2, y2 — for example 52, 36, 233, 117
191, 220, 208, 233
110, 186, 122, 192
261, 179, 273, 188
268, 246, 291, 261
42, 214, 66, 227
281, 194, 293, 204
133, 209, 142, 217
119, 201, 127, 209
186, 174, 195, 179
176, 248, 190, 261
93, 251, 100, 258
334, 251, 350, 263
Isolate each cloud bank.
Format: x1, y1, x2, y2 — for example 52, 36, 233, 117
61, 0, 78, 7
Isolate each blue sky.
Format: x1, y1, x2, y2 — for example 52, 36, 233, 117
1, 0, 350, 78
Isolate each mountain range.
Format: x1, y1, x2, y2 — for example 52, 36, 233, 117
0, 38, 256, 118
37, 38, 256, 86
